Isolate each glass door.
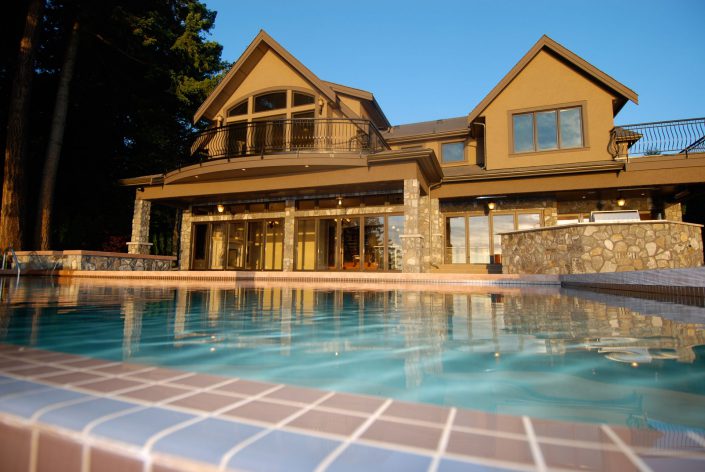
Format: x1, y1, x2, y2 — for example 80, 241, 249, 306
445, 216, 467, 263
491, 214, 515, 265
468, 215, 490, 264
246, 221, 265, 270
387, 215, 404, 271
295, 219, 316, 270
316, 218, 337, 270
341, 218, 361, 270
191, 224, 209, 269
208, 223, 227, 269
226, 222, 246, 269
264, 220, 284, 270
363, 216, 385, 271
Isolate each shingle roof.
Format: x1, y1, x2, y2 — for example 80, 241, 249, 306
384, 116, 468, 140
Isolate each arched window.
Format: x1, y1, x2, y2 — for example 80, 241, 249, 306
292, 91, 315, 107
227, 100, 248, 117
253, 91, 287, 112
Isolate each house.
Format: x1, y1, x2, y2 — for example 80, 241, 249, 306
121, 30, 705, 273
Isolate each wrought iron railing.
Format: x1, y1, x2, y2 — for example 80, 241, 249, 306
609, 117, 705, 159
189, 118, 389, 161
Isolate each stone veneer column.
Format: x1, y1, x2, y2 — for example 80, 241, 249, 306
401, 179, 424, 273
429, 197, 443, 268
664, 202, 683, 222
178, 209, 192, 270
282, 200, 296, 272
126, 196, 152, 255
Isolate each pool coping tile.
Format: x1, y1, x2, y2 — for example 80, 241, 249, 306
1, 343, 704, 472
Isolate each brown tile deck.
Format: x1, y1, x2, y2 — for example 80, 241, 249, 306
0, 344, 703, 472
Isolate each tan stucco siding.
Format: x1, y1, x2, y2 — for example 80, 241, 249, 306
216, 49, 315, 118
482, 50, 616, 170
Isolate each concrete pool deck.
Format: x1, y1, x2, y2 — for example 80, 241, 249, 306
1, 344, 704, 472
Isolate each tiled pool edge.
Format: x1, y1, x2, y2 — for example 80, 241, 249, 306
2, 345, 705, 472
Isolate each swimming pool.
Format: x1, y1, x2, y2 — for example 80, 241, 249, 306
1, 278, 704, 431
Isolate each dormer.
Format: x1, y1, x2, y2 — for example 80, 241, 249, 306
467, 35, 638, 171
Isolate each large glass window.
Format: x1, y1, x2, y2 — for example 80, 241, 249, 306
513, 106, 583, 153
253, 91, 286, 112
192, 224, 208, 270
445, 211, 542, 264
442, 142, 465, 163
253, 115, 285, 152
316, 219, 337, 270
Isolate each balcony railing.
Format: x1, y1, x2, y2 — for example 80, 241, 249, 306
609, 117, 705, 159
189, 118, 389, 161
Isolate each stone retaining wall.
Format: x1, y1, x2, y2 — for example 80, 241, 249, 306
15, 250, 175, 271
502, 221, 703, 274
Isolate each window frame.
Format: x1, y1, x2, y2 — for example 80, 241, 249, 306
227, 100, 248, 117
509, 102, 588, 155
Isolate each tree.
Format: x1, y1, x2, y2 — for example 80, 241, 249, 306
34, 18, 80, 250
0, 0, 44, 250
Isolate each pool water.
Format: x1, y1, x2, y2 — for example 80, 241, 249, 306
1, 278, 704, 430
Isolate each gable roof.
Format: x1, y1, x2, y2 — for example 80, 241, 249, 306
194, 30, 340, 124
467, 35, 638, 124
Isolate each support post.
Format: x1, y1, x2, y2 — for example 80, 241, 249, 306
126, 195, 152, 255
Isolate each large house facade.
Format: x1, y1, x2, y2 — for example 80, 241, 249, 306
122, 31, 705, 273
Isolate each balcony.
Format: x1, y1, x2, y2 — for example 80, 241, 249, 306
189, 118, 389, 162
610, 117, 705, 159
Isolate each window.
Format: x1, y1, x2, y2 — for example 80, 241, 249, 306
227, 100, 248, 117
512, 106, 583, 153
253, 91, 287, 112
293, 91, 315, 107
442, 142, 465, 163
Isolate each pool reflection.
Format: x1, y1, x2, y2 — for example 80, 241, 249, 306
1, 278, 704, 429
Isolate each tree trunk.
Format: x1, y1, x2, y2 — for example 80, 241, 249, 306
0, 0, 44, 251
35, 19, 80, 250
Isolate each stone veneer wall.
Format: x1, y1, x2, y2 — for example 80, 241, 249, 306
502, 221, 703, 275
15, 251, 175, 271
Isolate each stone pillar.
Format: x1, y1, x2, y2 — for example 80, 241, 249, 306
126, 196, 152, 255
179, 209, 192, 270
282, 200, 296, 271
401, 179, 424, 273
664, 202, 683, 222
429, 198, 443, 269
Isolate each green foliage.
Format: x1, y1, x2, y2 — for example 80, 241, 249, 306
2, 0, 228, 251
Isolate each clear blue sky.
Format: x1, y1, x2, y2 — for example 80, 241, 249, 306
203, 0, 704, 126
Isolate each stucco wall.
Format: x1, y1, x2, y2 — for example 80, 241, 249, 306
482, 50, 616, 170
502, 221, 703, 274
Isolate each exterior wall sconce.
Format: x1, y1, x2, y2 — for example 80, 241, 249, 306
487, 202, 496, 210
318, 98, 325, 113
217, 204, 225, 213
337, 197, 343, 206
617, 198, 626, 207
